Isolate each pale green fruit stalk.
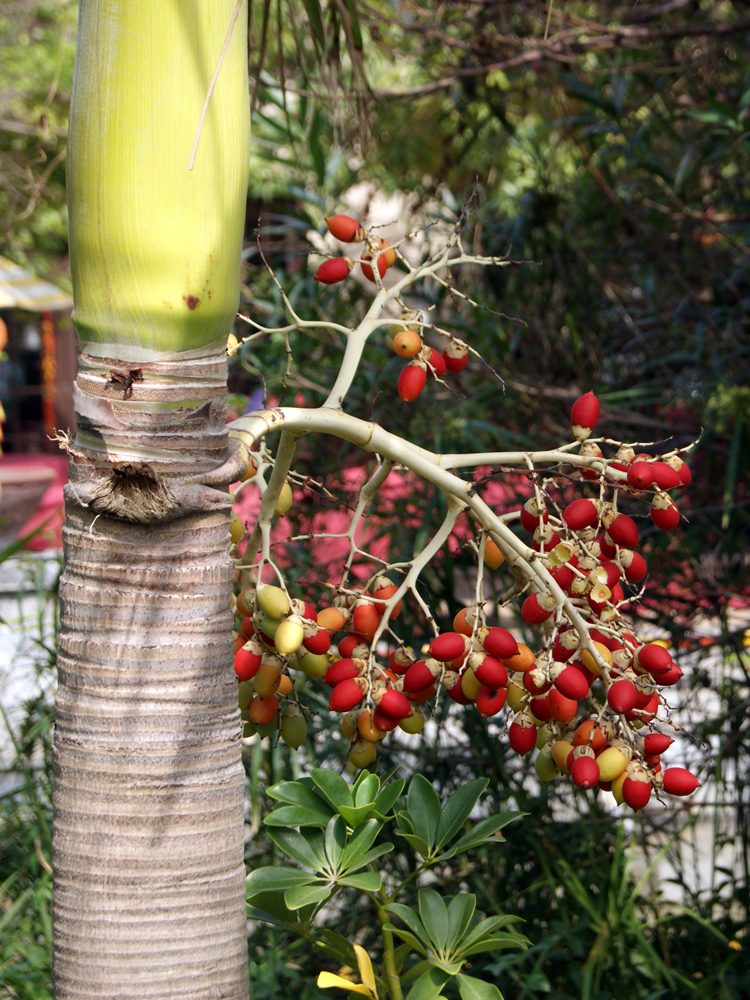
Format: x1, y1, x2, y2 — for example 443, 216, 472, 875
53, 3, 251, 999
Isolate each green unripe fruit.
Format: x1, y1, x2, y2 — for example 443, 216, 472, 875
242, 721, 257, 738
237, 682, 253, 710
295, 648, 329, 679
398, 709, 425, 735
534, 748, 558, 782
257, 585, 290, 620
258, 614, 281, 640
280, 707, 307, 749
255, 718, 280, 738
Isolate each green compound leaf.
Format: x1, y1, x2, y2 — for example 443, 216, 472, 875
435, 780, 488, 850
245, 866, 315, 894
404, 966, 452, 1000
267, 826, 327, 872
284, 883, 332, 910
418, 888, 449, 951
455, 973, 504, 1000
405, 775, 441, 854
311, 768, 354, 811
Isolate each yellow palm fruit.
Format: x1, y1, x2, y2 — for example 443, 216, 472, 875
398, 708, 424, 734
581, 641, 613, 677
229, 512, 244, 545
551, 739, 574, 772
274, 615, 304, 655
257, 585, 290, 620
253, 662, 281, 698
275, 481, 293, 516
461, 667, 482, 701
597, 746, 629, 783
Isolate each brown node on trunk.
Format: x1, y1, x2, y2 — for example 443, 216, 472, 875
86, 462, 177, 522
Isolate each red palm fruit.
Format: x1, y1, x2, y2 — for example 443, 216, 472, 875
375, 687, 412, 720
372, 705, 400, 731
551, 630, 579, 662
642, 733, 673, 754
598, 533, 618, 559
627, 461, 654, 489
591, 561, 620, 589
580, 442, 604, 480
662, 768, 700, 795
424, 347, 447, 378
677, 459, 692, 487
547, 688, 578, 723
325, 214, 365, 242
338, 635, 365, 658
476, 686, 507, 717
606, 514, 639, 548
644, 753, 661, 768
550, 564, 575, 591
389, 647, 415, 675
483, 627, 519, 659
372, 583, 402, 618
530, 694, 553, 722
324, 657, 361, 687
509, 716, 538, 755
520, 497, 548, 532
570, 391, 601, 441
573, 720, 608, 750
522, 592, 555, 625
473, 656, 508, 689
651, 461, 682, 491
329, 678, 364, 713
654, 662, 682, 686
235, 641, 262, 681
532, 524, 561, 551
635, 643, 672, 675
607, 679, 638, 714
240, 616, 255, 639
571, 755, 600, 789
397, 361, 427, 402
628, 691, 659, 723
443, 341, 469, 372
553, 663, 590, 700
623, 771, 653, 810
650, 495, 680, 531
315, 257, 354, 284
360, 240, 393, 282
446, 677, 472, 705
563, 498, 599, 530
404, 659, 440, 692
352, 601, 381, 641
524, 668, 551, 695
619, 549, 647, 583
429, 632, 468, 662
611, 582, 625, 604
302, 629, 331, 655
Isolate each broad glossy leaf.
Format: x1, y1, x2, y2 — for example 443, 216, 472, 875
382, 925, 429, 957
340, 818, 383, 870
459, 916, 522, 952
405, 966, 452, 1000
311, 768, 353, 811
284, 883, 332, 910
263, 804, 334, 828
384, 903, 428, 944
456, 973, 504, 1000
434, 780, 487, 850
406, 775, 441, 853
394, 829, 431, 857
338, 804, 380, 828
373, 778, 405, 817
338, 872, 382, 892
447, 813, 525, 857
343, 843, 393, 874
353, 771, 380, 806
461, 935, 529, 957
324, 816, 347, 873
418, 888, 449, 951
446, 894, 477, 951
267, 826, 326, 872
266, 778, 330, 810
246, 866, 315, 894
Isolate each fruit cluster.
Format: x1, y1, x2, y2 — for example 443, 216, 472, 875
314, 214, 470, 402
230, 388, 699, 808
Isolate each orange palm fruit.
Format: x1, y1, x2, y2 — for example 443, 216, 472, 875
392, 329, 422, 358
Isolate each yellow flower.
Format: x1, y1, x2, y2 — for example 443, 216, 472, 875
728, 940, 742, 951
317, 944, 378, 999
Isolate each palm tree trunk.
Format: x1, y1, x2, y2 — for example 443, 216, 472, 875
53, 2, 250, 997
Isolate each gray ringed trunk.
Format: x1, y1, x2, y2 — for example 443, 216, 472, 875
52, 355, 249, 1000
